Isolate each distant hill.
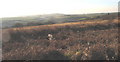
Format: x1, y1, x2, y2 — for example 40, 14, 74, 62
1, 12, 118, 29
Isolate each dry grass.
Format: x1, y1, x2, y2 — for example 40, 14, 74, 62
2, 19, 119, 60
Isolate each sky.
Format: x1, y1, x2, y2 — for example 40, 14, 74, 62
0, 0, 119, 18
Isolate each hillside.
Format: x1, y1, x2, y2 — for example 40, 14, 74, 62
1, 12, 118, 29
2, 19, 119, 60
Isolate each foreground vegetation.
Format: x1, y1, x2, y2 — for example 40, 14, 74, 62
2, 18, 119, 60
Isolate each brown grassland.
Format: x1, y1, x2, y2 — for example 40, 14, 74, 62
2, 19, 119, 60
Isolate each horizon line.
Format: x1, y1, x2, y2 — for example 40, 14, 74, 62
1, 11, 118, 19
